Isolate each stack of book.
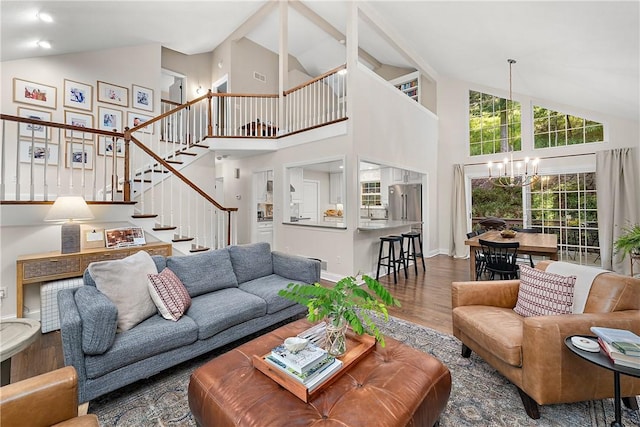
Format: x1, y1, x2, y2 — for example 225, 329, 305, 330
590, 326, 640, 369
265, 341, 343, 392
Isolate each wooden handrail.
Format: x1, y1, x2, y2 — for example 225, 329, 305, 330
126, 133, 237, 213
0, 114, 124, 138
283, 64, 346, 96
161, 98, 182, 106
210, 93, 279, 98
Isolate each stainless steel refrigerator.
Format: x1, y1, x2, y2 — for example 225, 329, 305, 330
388, 184, 422, 223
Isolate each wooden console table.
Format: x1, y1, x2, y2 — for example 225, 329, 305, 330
15, 242, 172, 318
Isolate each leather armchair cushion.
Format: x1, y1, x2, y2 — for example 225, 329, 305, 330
453, 305, 524, 366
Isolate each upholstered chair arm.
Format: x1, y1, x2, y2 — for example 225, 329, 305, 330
452, 280, 520, 309
521, 310, 640, 404
272, 251, 321, 284
0, 366, 99, 426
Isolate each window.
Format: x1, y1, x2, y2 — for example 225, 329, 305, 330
469, 90, 521, 156
471, 172, 599, 265
361, 181, 381, 206
533, 106, 604, 148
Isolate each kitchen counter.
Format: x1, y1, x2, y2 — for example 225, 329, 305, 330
283, 219, 347, 230
357, 219, 422, 231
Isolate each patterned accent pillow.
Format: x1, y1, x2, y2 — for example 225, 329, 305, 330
148, 268, 192, 321
513, 265, 576, 317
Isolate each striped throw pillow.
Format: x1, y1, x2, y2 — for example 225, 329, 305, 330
513, 265, 576, 317
148, 268, 192, 321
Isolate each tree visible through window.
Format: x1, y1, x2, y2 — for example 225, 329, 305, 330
533, 106, 604, 148
471, 172, 599, 265
469, 90, 521, 156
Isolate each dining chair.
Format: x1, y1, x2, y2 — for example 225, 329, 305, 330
478, 239, 520, 280
511, 227, 541, 267
467, 231, 486, 280
478, 217, 507, 230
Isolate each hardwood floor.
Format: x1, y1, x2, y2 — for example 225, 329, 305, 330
9, 254, 470, 384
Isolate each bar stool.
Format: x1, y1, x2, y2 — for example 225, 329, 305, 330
402, 231, 426, 274
376, 235, 407, 284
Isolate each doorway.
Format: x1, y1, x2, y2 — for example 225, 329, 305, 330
212, 75, 228, 136
302, 180, 320, 222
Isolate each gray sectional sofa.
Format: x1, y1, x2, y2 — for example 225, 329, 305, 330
57, 242, 319, 402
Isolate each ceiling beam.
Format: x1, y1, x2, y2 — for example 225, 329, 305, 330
228, 0, 279, 42
358, 2, 438, 83
289, 0, 382, 69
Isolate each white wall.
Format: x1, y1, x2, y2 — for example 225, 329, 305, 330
436, 75, 640, 255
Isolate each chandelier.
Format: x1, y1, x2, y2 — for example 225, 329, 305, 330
487, 59, 540, 188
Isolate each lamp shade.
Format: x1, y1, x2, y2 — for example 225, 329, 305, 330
44, 196, 94, 222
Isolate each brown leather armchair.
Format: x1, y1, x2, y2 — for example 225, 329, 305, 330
0, 366, 99, 427
452, 260, 640, 419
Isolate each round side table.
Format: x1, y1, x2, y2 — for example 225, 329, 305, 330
0, 318, 40, 386
565, 335, 640, 427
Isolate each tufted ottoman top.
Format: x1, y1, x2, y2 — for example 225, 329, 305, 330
188, 319, 451, 427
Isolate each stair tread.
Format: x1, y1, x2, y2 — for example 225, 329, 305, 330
172, 237, 195, 242
132, 214, 158, 219
153, 225, 177, 231
191, 143, 209, 149
190, 246, 210, 253
166, 160, 184, 164
176, 151, 197, 156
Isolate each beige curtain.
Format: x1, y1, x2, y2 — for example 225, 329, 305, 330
450, 164, 469, 258
596, 148, 639, 274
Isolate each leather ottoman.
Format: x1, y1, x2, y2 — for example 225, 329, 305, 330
188, 319, 451, 427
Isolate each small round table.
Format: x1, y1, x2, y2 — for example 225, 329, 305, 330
0, 318, 40, 386
565, 335, 640, 427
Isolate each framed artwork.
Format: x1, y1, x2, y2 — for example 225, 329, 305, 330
132, 84, 153, 111
97, 81, 128, 107
97, 136, 124, 157
98, 106, 123, 132
105, 227, 146, 248
19, 140, 59, 165
82, 227, 105, 250
63, 79, 93, 111
64, 110, 94, 139
17, 107, 52, 140
66, 141, 94, 170
13, 78, 57, 109
127, 111, 153, 133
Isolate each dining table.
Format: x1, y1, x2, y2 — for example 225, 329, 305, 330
464, 229, 559, 280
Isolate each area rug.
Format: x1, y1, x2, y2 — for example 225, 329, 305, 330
89, 317, 640, 426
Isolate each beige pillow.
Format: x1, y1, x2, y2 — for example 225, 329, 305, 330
89, 250, 158, 331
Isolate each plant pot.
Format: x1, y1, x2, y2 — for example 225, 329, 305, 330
325, 317, 348, 357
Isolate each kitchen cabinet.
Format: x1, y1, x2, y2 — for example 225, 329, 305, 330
390, 71, 420, 102
329, 172, 343, 204
290, 167, 304, 203
256, 221, 273, 246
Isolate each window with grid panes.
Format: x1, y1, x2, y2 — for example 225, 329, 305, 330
533, 106, 604, 148
529, 172, 599, 264
361, 181, 381, 206
469, 90, 521, 156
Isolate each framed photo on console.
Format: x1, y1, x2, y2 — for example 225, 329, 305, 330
104, 227, 146, 248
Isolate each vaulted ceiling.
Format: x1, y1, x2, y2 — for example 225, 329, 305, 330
2, 1, 638, 121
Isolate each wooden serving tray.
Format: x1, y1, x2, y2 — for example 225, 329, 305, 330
253, 330, 376, 402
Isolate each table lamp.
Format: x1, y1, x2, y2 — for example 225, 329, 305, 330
44, 196, 94, 253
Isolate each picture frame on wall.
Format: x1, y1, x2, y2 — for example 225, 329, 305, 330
64, 110, 94, 139
98, 106, 123, 132
19, 140, 59, 165
13, 78, 57, 109
126, 111, 153, 133
97, 81, 128, 107
17, 107, 52, 140
63, 79, 93, 111
66, 141, 94, 170
97, 136, 124, 157
132, 84, 153, 111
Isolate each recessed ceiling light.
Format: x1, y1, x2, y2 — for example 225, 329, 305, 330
37, 40, 51, 49
37, 12, 53, 23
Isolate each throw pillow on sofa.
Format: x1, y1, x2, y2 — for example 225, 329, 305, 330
74, 285, 118, 355
513, 265, 576, 317
166, 249, 238, 297
148, 268, 192, 321
228, 242, 273, 284
88, 250, 158, 331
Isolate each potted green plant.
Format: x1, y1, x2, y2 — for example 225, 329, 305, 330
614, 224, 640, 259
278, 275, 401, 356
